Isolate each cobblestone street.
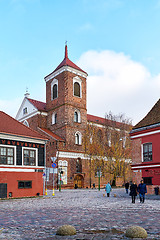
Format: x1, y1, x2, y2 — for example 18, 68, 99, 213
0, 188, 160, 239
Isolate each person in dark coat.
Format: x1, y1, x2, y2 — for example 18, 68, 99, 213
125, 182, 129, 194
130, 181, 137, 203
137, 180, 147, 203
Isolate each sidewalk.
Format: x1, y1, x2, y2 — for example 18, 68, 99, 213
0, 188, 160, 239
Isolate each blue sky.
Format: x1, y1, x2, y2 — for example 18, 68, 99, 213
1, 0, 160, 124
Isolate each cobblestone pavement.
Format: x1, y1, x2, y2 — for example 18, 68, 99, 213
0, 188, 160, 239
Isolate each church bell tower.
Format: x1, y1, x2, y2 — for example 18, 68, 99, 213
44, 44, 88, 151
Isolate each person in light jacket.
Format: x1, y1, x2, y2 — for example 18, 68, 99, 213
105, 182, 112, 197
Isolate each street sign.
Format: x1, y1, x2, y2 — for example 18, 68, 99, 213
51, 157, 57, 162
52, 163, 57, 168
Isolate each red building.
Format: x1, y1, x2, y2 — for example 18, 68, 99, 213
0, 111, 47, 198
130, 99, 160, 194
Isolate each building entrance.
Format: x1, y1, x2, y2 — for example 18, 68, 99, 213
0, 183, 7, 198
74, 175, 84, 188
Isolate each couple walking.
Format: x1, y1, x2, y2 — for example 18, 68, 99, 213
130, 180, 147, 203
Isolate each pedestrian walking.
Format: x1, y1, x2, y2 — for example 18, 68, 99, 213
105, 182, 112, 197
125, 182, 129, 194
137, 180, 147, 203
129, 181, 137, 203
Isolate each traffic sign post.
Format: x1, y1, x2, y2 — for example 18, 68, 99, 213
42, 172, 46, 196
51, 162, 57, 196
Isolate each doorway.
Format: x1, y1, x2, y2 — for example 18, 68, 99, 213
74, 175, 84, 188
0, 183, 7, 198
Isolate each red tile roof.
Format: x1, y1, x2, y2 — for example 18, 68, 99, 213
87, 114, 125, 129
28, 98, 46, 112
39, 128, 64, 141
133, 98, 160, 130
0, 111, 47, 140
45, 44, 87, 78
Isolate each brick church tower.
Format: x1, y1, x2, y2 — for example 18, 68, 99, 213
44, 44, 88, 152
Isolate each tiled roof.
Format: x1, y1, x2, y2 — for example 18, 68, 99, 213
133, 99, 160, 130
0, 111, 47, 140
87, 114, 125, 129
39, 128, 64, 141
45, 44, 87, 78
28, 98, 46, 112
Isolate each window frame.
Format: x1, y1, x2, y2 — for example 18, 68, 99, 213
143, 177, 152, 185
74, 82, 80, 97
52, 112, 57, 125
51, 78, 58, 101
23, 107, 28, 115
22, 147, 38, 166
18, 181, 32, 189
73, 76, 82, 98
74, 110, 81, 123
143, 143, 152, 162
0, 145, 16, 166
53, 84, 58, 99
23, 120, 29, 127
75, 131, 82, 145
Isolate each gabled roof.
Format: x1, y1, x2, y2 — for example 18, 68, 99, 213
28, 98, 47, 112
133, 99, 160, 130
0, 111, 47, 141
45, 44, 87, 78
39, 127, 64, 141
87, 114, 126, 129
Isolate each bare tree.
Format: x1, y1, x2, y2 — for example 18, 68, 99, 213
104, 112, 132, 184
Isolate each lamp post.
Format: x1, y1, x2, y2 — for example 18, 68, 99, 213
98, 166, 101, 191
51, 157, 57, 196
59, 167, 63, 192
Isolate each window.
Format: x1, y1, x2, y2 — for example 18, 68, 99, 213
97, 129, 103, 142
143, 177, 152, 185
23, 149, 36, 166
143, 143, 152, 162
23, 107, 27, 115
74, 110, 81, 123
74, 82, 80, 97
52, 112, 57, 124
74, 111, 78, 122
76, 158, 82, 173
75, 132, 82, 145
53, 84, 58, 99
73, 76, 82, 98
51, 79, 58, 100
75, 133, 79, 145
23, 120, 29, 127
0, 147, 14, 165
18, 181, 32, 189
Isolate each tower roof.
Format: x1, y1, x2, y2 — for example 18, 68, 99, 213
45, 44, 87, 78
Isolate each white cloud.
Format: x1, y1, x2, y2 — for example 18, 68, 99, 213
77, 50, 160, 125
